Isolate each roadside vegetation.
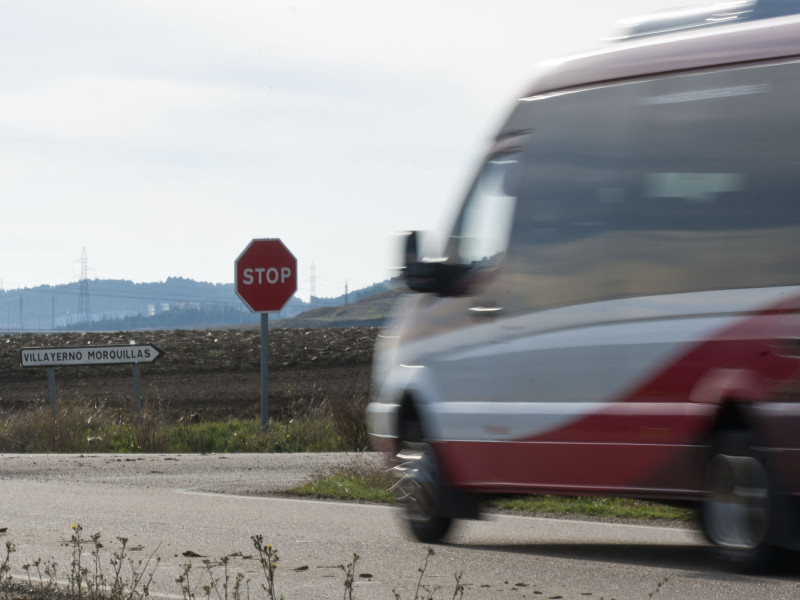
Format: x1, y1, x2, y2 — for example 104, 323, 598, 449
0, 524, 459, 600
0, 393, 370, 454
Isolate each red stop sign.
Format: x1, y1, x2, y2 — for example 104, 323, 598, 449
235, 239, 298, 313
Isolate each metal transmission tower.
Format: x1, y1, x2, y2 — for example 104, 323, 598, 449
309, 263, 316, 304
77, 248, 92, 324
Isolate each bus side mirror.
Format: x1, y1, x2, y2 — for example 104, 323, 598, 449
401, 231, 470, 295
404, 229, 420, 267
402, 231, 439, 293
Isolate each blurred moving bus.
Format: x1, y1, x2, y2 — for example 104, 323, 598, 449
367, 3, 800, 572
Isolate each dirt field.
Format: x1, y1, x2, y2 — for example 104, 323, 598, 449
0, 328, 379, 422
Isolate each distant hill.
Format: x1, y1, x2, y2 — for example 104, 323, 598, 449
274, 288, 402, 329
0, 277, 395, 332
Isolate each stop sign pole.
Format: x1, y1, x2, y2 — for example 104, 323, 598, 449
235, 239, 298, 431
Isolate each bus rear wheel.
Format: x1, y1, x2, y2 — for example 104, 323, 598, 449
700, 429, 779, 572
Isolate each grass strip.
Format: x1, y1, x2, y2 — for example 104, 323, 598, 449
0, 407, 362, 453
289, 465, 695, 523
490, 495, 694, 522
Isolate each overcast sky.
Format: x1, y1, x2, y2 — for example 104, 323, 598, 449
1, 0, 690, 299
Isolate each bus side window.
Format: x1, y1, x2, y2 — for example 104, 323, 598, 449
449, 153, 521, 268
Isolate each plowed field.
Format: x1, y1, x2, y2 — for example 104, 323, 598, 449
0, 328, 379, 422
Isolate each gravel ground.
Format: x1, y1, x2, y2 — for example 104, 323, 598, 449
0, 452, 385, 496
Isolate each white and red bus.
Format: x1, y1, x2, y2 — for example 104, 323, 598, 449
367, 3, 800, 572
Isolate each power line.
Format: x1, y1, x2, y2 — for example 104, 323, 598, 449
4, 284, 240, 305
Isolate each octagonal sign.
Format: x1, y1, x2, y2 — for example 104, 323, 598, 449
235, 239, 297, 313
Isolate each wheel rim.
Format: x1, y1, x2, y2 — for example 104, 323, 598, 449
705, 453, 769, 549
392, 441, 439, 523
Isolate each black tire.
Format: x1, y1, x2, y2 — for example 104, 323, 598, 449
700, 429, 780, 573
392, 419, 453, 543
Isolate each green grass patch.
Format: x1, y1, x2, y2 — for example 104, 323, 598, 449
489, 494, 694, 522
158, 417, 354, 453
290, 457, 396, 503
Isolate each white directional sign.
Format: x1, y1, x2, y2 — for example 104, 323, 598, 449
21, 344, 164, 367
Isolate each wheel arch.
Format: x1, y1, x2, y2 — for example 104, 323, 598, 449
397, 392, 424, 440
710, 399, 751, 435
690, 367, 770, 444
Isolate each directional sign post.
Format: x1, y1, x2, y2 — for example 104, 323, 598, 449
235, 239, 298, 431
20, 343, 164, 416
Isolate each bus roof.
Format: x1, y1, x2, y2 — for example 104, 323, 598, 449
522, 13, 800, 99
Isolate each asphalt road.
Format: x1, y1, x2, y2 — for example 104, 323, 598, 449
1, 453, 799, 599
